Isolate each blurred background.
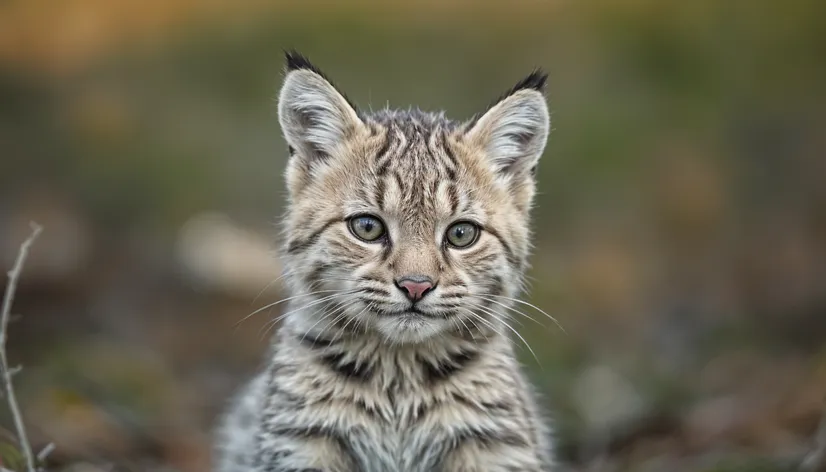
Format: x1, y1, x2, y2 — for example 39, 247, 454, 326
1, 0, 825, 471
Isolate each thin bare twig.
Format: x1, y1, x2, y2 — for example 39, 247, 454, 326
802, 400, 826, 472
0, 222, 42, 472
36, 443, 54, 463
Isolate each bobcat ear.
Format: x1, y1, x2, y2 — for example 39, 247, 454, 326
278, 51, 364, 164
465, 70, 550, 178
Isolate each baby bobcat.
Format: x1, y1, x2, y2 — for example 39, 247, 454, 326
215, 51, 555, 472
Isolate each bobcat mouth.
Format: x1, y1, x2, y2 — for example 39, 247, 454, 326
376, 307, 444, 319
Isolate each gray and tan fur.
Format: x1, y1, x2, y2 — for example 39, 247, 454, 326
214, 51, 555, 471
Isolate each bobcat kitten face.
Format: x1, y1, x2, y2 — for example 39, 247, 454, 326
278, 52, 550, 344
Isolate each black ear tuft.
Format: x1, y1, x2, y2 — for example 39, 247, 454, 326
510, 69, 548, 94
285, 50, 323, 74
466, 68, 548, 129
498, 69, 548, 104
464, 67, 550, 178
282, 49, 360, 116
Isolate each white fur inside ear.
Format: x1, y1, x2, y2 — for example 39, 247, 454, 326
466, 90, 550, 176
278, 70, 362, 161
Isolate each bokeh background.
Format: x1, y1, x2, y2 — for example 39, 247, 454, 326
1, 1, 825, 471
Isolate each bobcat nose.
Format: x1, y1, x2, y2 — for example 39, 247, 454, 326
394, 276, 435, 302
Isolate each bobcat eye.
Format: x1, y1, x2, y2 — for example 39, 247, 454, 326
445, 222, 479, 249
348, 215, 386, 242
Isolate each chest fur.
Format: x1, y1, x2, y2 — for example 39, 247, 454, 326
306, 357, 527, 471
263, 337, 534, 471
329, 384, 484, 472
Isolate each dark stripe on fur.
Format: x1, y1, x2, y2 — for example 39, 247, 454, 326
319, 351, 374, 382
420, 349, 478, 383
440, 132, 459, 181
359, 286, 390, 296
304, 262, 332, 288
451, 392, 513, 414
487, 274, 504, 298
353, 397, 384, 421
473, 251, 500, 266
286, 218, 339, 254
483, 225, 520, 269
360, 274, 385, 284
450, 426, 530, 450
267, 424, 359, 469
267, 382, 307, 409
374, 177, 386, 210
446, 182, 460, 214
375, 130, 394, 176
297, 334, 337, 349
441, 130, 458, 167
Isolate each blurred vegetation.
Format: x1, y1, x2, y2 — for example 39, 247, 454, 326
1, 0, 825, 471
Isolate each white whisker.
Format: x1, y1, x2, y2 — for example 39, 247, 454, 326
330, 302, 372, 344
467, 303, 541, 366
237, 289, 352, 327
299, 299, 357, 344
257, 291, 356, 336
475, 296, 543, 328
481, 294, 565, 334
456, 307, 505, 340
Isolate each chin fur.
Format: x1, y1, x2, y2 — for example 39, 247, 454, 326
374, 313, 451, 344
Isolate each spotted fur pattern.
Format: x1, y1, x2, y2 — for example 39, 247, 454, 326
214, 51, 554, 471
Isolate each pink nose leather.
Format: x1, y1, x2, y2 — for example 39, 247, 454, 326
396, 278, 434, 302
